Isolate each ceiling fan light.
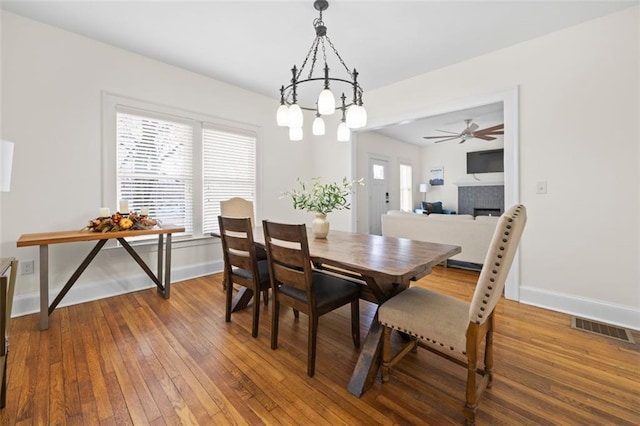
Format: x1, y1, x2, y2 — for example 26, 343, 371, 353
289, 126, 303, 141
337, 121, 350, 141
288, 104, 304, 128
276, 104, 289, 126
317, 89, 336, 115
312, 116, 326, 135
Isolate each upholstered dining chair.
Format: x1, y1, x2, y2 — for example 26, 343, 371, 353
220, 197, 255, 226
1, 258, 18, 408
379, 204, 527, 425
262, 220, 361, 377
218, 216, 270, 338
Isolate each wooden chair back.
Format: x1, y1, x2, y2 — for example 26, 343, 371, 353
0, 258, 17, 408
218, 216, 259, 287
262, 221, 314, 304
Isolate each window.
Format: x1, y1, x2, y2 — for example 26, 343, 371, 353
399, 163, 413, 212
203, 126, 256, 234
104, 93, 258, 240
117, 111, 194, 233
372, 164, 385, 180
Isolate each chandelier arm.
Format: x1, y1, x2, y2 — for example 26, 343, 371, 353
307, 37, 320, 80
282, 77, 359, 110
324, 34, 354, 77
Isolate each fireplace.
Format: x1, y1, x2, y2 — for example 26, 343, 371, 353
474, 208, 501, 217
458, 185, 504, 216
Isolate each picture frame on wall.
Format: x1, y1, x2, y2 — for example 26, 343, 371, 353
429, 166, 444, 186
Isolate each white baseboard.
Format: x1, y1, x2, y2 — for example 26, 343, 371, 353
519, 286, 640, 331
12, 260, 224, 318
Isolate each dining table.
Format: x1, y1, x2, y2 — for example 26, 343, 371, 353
17, 225, 184, 330
247, 227, 461, 397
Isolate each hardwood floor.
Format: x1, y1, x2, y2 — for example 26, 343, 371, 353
1, 267, 638, 425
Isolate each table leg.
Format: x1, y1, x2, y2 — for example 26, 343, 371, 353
231, 287, 254, 312
347, 312, 383, 397
39, 245, 49, 330
162, 234, 171, 299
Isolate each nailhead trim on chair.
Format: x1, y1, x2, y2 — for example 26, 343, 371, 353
380, 323, 467, 355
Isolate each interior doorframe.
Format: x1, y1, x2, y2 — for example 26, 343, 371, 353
359, 86, 521, 300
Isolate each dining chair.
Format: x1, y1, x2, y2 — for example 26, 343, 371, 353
0, 258, 18, 408
219, 197, 265, 293
262, 220, 361, 377
379, 204, 527, 425
220, 197, 255, 226
218, 216, 270, 338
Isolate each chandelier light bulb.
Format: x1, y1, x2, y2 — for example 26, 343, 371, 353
312, 116, 326, 136
345, 105, 358, 128
289, 126, 303, 141
276, 104, 289, 126
317, 89, 336, 115
288, 104, 304, 128
337, 121, 350, 142
359, 106, 368, 128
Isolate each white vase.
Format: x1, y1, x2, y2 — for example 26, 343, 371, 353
311, 213, 330, 239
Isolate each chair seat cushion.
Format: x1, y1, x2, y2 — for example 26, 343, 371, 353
279, 271, 359, 309
379, 287, 469, 354
232, 259, 270, 290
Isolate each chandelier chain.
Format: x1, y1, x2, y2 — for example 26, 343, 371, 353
324, 35, 353, 78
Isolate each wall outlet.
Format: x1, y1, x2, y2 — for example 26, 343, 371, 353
20, 259, 35, 275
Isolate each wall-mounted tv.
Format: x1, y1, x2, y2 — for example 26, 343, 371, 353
467, 149, 504, 174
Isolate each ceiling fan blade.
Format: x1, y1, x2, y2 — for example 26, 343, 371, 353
475, 130, 504, 136
474, 135, 497, 141
434, 129, 460, 135
433, 136, 462, 143
423, 134, 461, 139
477, 124, 504, 133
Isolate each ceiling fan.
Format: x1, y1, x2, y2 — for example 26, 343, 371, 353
423, 119, 504, 144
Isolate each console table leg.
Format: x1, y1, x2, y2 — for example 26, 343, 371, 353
39, 245, 49, 330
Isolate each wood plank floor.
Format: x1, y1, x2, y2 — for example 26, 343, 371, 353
1, 267, 638, 425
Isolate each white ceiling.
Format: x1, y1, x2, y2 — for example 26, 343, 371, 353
2, 0, 636, 145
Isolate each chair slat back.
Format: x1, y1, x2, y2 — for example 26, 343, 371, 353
218, 216, 258, 280
262, 221, 314, 295
469, 204, 527, 324
220, 197, 255, 227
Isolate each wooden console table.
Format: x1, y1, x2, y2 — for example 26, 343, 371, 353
17, 226, 184, 330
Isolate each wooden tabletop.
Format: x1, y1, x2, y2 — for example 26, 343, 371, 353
252, 227, 461, 285
16, 225, 185, 247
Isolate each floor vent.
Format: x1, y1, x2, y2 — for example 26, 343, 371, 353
571, 317, 635, 343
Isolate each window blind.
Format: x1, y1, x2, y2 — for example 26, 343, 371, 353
203, 126, 256, 234
116, 111, 194, 234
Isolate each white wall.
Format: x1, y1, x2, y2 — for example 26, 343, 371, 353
365, 7, 639, 329
0, 12, 315, 313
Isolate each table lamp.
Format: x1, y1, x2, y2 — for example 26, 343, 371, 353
419, 182, 430, 201
0, 140, 14, 192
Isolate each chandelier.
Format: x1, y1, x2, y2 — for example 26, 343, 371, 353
276, 0, 367, 141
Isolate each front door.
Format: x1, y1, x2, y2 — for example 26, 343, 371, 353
368, 156, 389, 235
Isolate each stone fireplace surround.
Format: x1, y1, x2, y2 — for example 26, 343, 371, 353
458, 185, 505, 216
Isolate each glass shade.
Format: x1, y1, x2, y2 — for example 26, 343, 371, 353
289, 126, 303, 141
317, 89, 336, 115
312, 116, 325, 136
346, 105, 367, 129
337, 122, 350, 142
276, 104, 289, 126
288, 104, 304, 128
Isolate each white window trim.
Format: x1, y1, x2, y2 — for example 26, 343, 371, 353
101, 91, 263, 245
